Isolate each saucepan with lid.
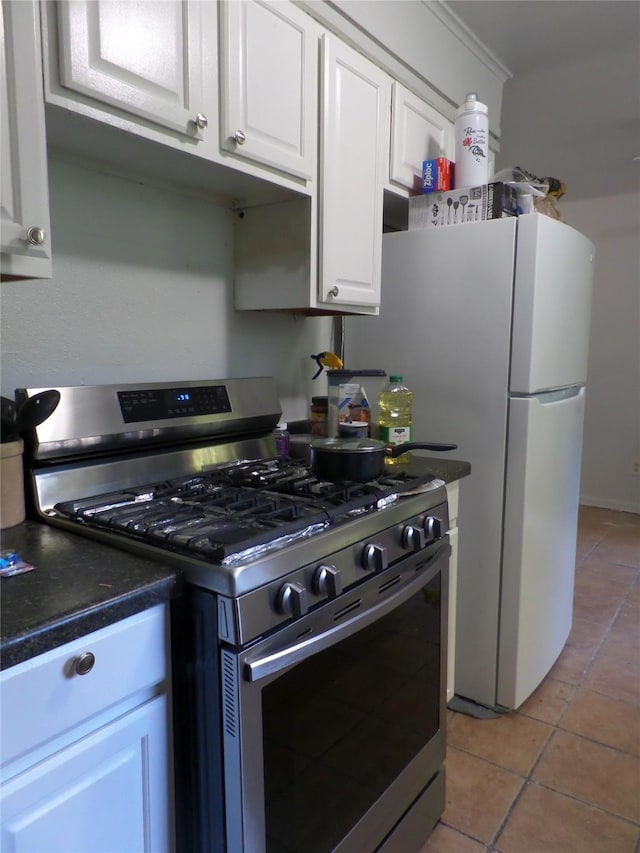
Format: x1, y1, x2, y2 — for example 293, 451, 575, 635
310, 437, 457, 482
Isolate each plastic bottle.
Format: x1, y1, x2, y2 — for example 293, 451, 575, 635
454, 92, 489, 188
274, 422, 290, 458
378, 376, 413, 465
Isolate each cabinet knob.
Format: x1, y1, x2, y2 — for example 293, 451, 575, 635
195, 113, 208, 130
232, 130, 246, 145
27, 226, 46, 246
328, 286, 339, 298
74, 651, 95, 676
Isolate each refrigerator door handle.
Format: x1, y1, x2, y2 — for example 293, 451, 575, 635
537, 386, 584, 404
512, 386, 584, 404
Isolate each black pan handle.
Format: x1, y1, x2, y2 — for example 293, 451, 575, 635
388, 442, 457, 458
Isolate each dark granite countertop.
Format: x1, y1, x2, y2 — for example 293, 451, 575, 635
406, 454, 471, 484
0, 520, 182, 671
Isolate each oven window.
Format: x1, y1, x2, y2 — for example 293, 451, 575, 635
262, 574, 442, 852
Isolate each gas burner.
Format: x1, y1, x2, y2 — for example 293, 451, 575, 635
52, 453, 438, 562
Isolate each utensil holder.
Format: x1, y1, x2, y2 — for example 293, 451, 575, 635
1, 439, 26, 529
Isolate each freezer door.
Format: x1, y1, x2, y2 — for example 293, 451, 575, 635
510, 214, 595, 394
497, 386, 586, 709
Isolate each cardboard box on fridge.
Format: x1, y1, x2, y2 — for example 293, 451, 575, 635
408, 181, 519, 230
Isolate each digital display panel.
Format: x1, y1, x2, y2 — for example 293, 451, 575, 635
118, 385, 232, 423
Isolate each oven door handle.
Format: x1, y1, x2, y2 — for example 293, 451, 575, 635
244, 542, 449, 683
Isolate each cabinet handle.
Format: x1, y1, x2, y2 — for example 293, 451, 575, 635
328, 286, 339, 298
27, 226, 46, 246
232, 130, 246, 145
195, 113, 208, 130
74, 651, 95, 676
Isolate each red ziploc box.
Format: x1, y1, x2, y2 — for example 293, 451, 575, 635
421, 158, 454, 193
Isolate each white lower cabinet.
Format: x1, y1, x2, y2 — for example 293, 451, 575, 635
0, 604, 174, 853
1, 696, 170, 853
446, 480, 460, 703
0, 0, 52, 279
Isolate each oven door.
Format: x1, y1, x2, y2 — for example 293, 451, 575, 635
222, 538, 449, 852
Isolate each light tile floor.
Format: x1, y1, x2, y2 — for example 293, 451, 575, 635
421, 505, 640, 853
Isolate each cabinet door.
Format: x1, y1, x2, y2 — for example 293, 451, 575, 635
445, 481, 459, 703
219, 0, 316, 180
389, 82, 454, 192
320, 34, 390, 310
0, 0, 52, 279
56, 0, 207, 139
1, 696, 172, 853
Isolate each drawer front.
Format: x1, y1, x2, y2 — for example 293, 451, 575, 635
1, 604, 168, 767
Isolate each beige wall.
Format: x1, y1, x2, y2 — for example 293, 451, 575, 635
0, 156, 333, 423
560, 192, 640, 513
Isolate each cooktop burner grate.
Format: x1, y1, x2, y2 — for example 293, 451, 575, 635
53, 457, 434, 562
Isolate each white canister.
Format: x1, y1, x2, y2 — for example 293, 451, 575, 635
454, 92, 489, 188
0, 439, 26, 529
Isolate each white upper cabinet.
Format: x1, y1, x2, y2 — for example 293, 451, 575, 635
389, 82, 454, 193
55, 0, 207, 140
234, 32, 391, 314
1, 0, 52, 279
319, 34, 390, 310
219, 0, 316, 181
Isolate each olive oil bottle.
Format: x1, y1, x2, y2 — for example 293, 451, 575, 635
378, 375, 413, 464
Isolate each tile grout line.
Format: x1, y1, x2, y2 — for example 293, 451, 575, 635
432, 510, 640, 851
484, 724, 555, 850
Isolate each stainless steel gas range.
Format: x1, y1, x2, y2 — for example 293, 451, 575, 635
19, 377, 451, 853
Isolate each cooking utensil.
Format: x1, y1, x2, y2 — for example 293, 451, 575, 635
310, 437, 457, 482
15, 390, 61, 434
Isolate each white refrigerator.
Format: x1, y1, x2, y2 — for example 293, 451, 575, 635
345, 213, 595, 710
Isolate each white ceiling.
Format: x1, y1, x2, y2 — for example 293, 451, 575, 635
445, 0, 640, 200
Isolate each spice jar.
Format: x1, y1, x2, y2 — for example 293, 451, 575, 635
274, 422, 290, 457
309, 396, 328, 436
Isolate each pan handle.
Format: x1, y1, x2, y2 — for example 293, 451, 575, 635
388, 442, 457, 458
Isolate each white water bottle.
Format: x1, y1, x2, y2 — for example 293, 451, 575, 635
454, 92, 489, 188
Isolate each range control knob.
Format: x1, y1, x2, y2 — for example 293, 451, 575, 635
362, 543, 388, 573
313, 564, 343, 598
275, 582, 308, 619
423, 516, 442, 541
403, 524, 426, 551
